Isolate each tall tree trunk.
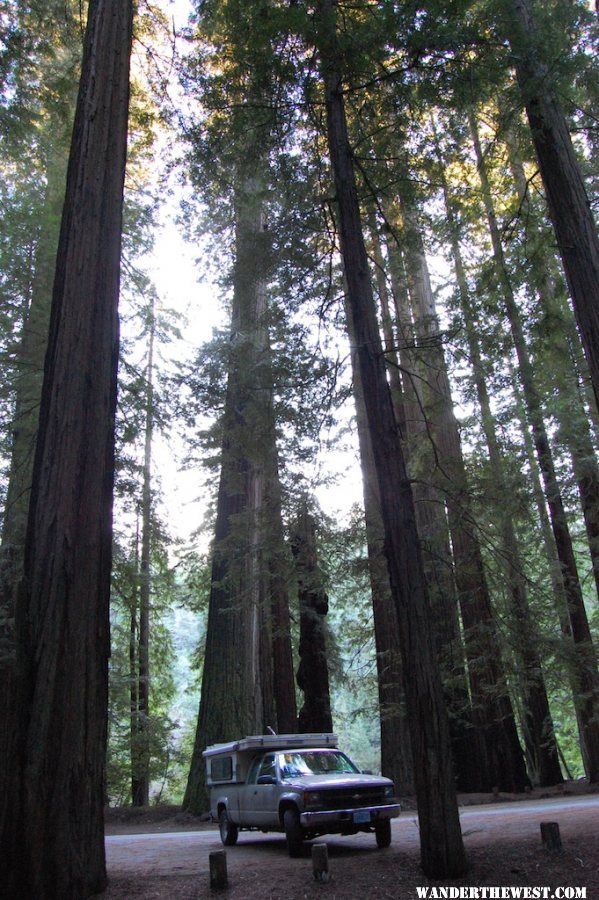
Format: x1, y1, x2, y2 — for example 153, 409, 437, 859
183, 155, 295, 811
265, 466, 298, 735
0, 147, 69, 775
503, 0, 599, 411
290, 504, 333, 734
505, 134, 599, 606
347, 257, 413, 791
0, 2, 134, 896
315, 0, 466, 877
372, 216, 480, 793
131, 306, 155, 807
470, 110, 599, 782
183, 171, 270, 814
432, 134, 563, 785
508, 358, 589, 763
398, 197, 530, 792
387, 234, 489, 793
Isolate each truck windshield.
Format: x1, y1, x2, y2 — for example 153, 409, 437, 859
279, 750, 359, 779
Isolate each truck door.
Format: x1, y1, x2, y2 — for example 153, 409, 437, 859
239, 753, 280, 828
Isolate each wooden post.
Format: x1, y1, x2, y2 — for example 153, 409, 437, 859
209, 850, 228, 890
312, 843, 329, 882
540, 821, 562, 852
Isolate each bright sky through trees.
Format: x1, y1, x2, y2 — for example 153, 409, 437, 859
142, 0, 368, 542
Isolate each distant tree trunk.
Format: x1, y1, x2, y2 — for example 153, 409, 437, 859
433, 143, 563, 786
470, 110, 599, 783
264, 463, 298, 734
315, 0, 466, 877
506, 135, 599, 607
131, 305, 155, 807
290, 504, 333, 734
0, 147, 69, 776
509, 358, 589, 761
351, 216, 413, 794
504, 0, 599, 412
349, 307, 413, 788
383, 227, 485, 794
183, 156, 295, 813
0, 2, 134, 896
398, 196, 530, 793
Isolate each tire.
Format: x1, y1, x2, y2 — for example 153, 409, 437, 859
219, 808, 239, 846
375, 818, 392, 848
283, 807, 304, 857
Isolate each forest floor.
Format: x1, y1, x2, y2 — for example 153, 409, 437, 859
102, 780, 599, 899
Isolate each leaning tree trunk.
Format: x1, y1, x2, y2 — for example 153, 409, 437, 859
315, 0, 466, 877
504, 0, 599, 412
290, 504, 333, 734
0, 2, 134, 897
470, 110, 599, 782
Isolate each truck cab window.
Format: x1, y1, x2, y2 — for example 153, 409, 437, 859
258, 754, 276, 780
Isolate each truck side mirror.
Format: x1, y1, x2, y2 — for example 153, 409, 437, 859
257, 775, 277, 785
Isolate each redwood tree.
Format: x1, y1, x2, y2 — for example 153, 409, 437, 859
0, 1, 134, 896
314, 0, 466, 878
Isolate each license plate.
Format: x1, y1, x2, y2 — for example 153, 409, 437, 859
353, 810, 371, 824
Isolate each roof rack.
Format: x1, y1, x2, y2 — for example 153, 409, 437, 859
203, 732, 338, 758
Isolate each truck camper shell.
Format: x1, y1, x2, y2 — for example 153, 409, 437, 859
203, 733, 338, 786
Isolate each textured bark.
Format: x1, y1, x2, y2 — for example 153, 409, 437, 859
290, 506, 333, 734
470, 111, 599, 782
0, 2, 133, 896
506, 0, 599, 412
316, 0, 466, 877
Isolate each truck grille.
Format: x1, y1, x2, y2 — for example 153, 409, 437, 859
318, 787, 387, 810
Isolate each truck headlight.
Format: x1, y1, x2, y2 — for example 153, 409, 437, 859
303, 791, 323, 809
383, 785, 395, 800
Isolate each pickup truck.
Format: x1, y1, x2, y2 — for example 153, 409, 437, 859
203, 733, 400, 857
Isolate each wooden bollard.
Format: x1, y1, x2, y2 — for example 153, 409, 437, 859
312, 843, 329, 882
540, 821, 562, 852
209, 850, 228, 890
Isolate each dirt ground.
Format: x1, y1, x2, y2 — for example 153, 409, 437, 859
102, 782, 599, 899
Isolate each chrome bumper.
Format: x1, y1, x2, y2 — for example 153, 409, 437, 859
300, 803, 400, 828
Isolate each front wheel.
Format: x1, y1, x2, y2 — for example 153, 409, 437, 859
375, 818, 392, 848
283, 807, 304, 857
219, 808, 239, 846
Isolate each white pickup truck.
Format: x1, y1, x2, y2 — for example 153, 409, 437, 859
203, 733, 400, 856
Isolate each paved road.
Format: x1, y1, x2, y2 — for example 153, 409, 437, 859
105, 794, 599, 878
